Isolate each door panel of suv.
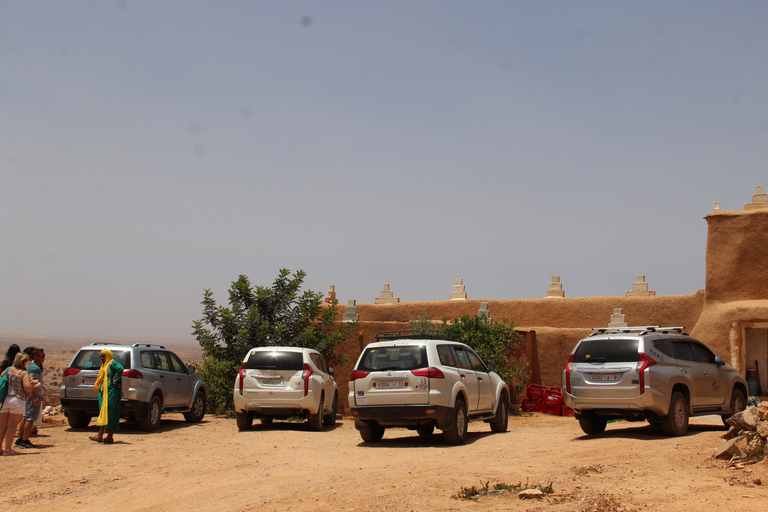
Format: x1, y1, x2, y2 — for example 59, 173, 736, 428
670, 341, 707, 407
452, 347, 480, 412
690, 342, 727, 406
465, 349, 494, 411
169, 352, 194, 407
310, 353, 335, 412
141, 351, 178, 406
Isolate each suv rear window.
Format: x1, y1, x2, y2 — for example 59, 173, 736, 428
573, 339, 639, 363
246, 351, 303, 371
71, 349, 131, 370
358, 345, 427, 371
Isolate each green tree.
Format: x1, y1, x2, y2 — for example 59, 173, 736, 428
442, 314, 530, 396
192, 269, 355, 414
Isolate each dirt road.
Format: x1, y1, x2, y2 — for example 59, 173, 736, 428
3, 412, 767, 512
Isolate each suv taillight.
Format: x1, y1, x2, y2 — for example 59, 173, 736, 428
238, 363, 247, 394
565, 354, 574, 394
349, 370, 370, 382
411, 367, 444, 379
62, 367, 80, 377
302, 363, 313, 397
637, 353, 657, 394
122, 369, 144, 379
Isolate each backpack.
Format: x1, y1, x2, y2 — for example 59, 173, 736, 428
0, 368, 11, 403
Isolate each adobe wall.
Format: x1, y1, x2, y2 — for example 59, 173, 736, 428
705, 209, 768, 303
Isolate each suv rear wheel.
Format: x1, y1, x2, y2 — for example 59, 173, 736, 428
307, 394, 324, 431
489, 393, 509, 433
323, 394, 338, 426
183, 392, 206, 423
66, 411, 91, 429
443, 398, 468, 445
359, 422, 385, 443
139, 395, 163, 431
722, 388, 747, 426
236, 411, 253, 430
661, 392, 689, 436
578, 411, 607, 435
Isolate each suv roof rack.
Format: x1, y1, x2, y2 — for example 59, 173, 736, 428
131, 343, 166, 349
589, 326, 688, 336
375, 330, 458, 342
89, 342, 124, 346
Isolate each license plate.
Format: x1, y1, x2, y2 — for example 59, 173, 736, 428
374, 381, 407, 389
589, 373, 619, 382
82, 377, 97, 385
261, 379, 286, 387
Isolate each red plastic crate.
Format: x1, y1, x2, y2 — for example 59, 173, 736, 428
541, 402, 562, 416
521, 398, 542, 412
543, 387, 563, 406
562, 405, 575, 417
526, 384, 547, 400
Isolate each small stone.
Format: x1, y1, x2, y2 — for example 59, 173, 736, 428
753, 478, 762, 485
518, 489, 544, 499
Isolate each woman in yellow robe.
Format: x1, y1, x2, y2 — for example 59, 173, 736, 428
89, 349, 123, 443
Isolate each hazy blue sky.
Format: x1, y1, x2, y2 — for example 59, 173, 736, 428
2, 1, 767, 343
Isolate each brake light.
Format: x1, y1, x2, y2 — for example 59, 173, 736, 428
302, 363, 313, 397
349, 370, 370, 382
238, 363, 246, 394
637, 353, 657, 394
411, 367, 444, 379
62, 367, 80, 377
565, 354, 574, 394
122, 369, 144, 379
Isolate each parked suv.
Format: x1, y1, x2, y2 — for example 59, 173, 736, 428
348, 331, 510, 445
60, 343, 207, 431
233, 347, 338, 431
563, 326, 748, 436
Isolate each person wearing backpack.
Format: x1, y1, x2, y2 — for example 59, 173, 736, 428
0, 352, 40, 455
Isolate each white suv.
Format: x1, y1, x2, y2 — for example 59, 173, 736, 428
348, 332, 510, 445
233, 347, 338, 431
563, 326, 749, 436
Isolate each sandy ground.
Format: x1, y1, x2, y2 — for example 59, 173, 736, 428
2, 412, 767, 512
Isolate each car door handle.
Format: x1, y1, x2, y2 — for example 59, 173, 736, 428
678, 368, 687, 374
703, 372, 711, 377
160, 375, 165, 378
478, 377, 484, 382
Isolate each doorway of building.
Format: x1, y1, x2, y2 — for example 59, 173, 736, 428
744, 324, 768, 395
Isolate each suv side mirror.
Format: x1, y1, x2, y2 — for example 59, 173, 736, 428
328, 367, 335, 375
714, 356, 725, 366
486, 361, 496, 373
187, 364, 197, 374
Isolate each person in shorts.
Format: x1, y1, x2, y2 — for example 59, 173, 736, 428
17, 348, 44, 449
0, 352, 38, 455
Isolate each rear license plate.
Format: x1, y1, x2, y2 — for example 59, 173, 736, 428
374, 381, 407, 389
82, 377, 97, 385
261, 379, 286, 387
589, 373, 619, 382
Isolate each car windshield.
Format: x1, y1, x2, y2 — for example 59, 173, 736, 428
573, 339, 639, 363
71, 349, 131, 370
246, 351, 303, 371
358, 345, 427, 371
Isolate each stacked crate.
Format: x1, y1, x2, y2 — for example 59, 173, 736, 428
541, 386, 564, 416
521, 384, 547, 412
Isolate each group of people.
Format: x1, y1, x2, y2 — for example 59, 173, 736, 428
0, 344, 46, 455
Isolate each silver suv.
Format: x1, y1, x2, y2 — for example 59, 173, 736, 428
563, 326, 748, 436
60, 343, 207, 431
348, 332, 510, 445
233, 347, 338, 431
